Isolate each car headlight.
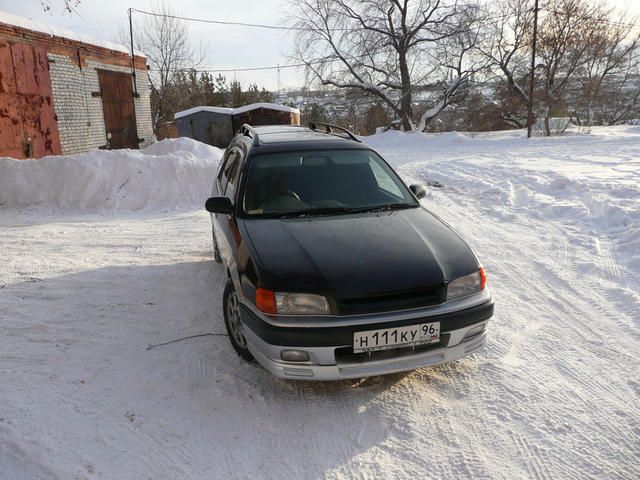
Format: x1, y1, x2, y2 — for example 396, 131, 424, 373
256, 288, 330, 315
447, 268, 487, 300
276, 292, 330, 315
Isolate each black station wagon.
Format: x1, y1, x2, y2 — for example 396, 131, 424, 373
205, 122, 493, 380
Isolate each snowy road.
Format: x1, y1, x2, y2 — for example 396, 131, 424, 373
1, 128, 639, 479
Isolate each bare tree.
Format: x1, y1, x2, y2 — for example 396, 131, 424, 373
477, 0, 533, 128
603, 72, 640, 125
289, 0, 484, 131
574, 10, 640, 126
481, 0, 639, 135
535, 0, 610, 135
417, 11, 488, 130
121, 1, 205, 131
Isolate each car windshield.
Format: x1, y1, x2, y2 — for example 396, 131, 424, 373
243, 149, 418, 217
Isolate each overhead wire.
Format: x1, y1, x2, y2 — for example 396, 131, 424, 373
139, 8, 510, 75
134, 4, 640, 76
129, 7, 345, 31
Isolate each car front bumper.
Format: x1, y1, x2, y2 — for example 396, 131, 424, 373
239, 289, 494, 381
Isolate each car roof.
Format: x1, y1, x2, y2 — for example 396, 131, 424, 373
237, 125, 370, 154
254, 125, 346, 143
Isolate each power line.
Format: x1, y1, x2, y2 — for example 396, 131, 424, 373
129, 8, 344, 31
149, 63, 307, 73
136, 5, 639, 81
137, 7, 512, 76
131, 5, 638, 34
129, 5, 501, 33
148, 55, 382, 74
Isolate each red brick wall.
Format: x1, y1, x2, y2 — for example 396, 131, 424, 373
0, 20, 149, 159
0, 22, 146, 70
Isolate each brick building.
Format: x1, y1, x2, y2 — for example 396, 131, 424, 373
0, 11, 154, 159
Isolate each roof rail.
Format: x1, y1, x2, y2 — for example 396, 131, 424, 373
308, 121, 361, 142
240, 124, 260, 146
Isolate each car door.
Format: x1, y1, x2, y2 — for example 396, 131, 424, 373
210, 147, 233, 259
213, 145, 244, 266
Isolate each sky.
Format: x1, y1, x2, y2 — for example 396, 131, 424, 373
0, 0, 639, 91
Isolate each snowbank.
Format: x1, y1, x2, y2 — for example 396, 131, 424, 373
1, 125, 638, 479
0, 138, 223, 212
364, 129, 472, 149
364, 125, 640, 280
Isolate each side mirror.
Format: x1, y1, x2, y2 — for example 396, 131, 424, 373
205, 197, 233, 214
410, 184, 426, 200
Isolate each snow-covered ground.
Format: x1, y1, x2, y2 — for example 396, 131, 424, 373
1, 127, 638, 479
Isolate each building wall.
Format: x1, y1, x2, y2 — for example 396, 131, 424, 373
232, 109, 300, 131
176, 112, 234, 149
48, 54, 154, 154
0, 18, 154, 158
176, 107, 301, 149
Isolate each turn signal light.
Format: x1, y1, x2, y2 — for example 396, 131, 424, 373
464, 323, 486, 340
281, 350, 310, 362
256, 288, 277, 314
479, 267, 487, 290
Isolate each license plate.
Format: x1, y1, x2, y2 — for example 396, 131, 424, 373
353, 322, 440, 353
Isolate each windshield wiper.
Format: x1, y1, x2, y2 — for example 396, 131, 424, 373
275, 206, 356, 218
347, 203, 418, 214
273, 203, 417, 218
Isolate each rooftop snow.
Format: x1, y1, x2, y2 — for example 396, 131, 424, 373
0, 10, 145, 57
174, 103, 300, 119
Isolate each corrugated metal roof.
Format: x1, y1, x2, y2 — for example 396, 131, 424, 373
174, 102, 300, 120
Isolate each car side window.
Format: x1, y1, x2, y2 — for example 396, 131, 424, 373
216, 149, 234, 194
223, 148, 243, 200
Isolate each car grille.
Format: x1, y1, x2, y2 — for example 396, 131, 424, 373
337, 285, 446, 315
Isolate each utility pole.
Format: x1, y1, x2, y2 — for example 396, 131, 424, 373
277, 63, 281, 95
527, 0, 539, 138
128, 8, 138, 97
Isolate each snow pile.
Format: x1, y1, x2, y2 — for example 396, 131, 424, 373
365, 125, 640, 280
1, 125, 639, 479
364, 129, 471, 149
0, 138, 223, 212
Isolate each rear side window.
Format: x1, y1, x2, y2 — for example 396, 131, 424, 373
217, 150, 232, 191
224, 151, 242, 199
218, 148, 242, 196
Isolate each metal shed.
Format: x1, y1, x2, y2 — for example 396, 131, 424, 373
174, 103, 300, 148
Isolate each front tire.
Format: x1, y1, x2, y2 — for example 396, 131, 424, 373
223, 280, 253, 362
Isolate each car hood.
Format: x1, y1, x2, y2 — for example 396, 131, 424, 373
241, 207, 479, 298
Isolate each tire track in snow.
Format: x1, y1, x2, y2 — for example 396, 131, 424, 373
595, 238, 622, 280
513, 434, 553, 480
412, 178, 639, 479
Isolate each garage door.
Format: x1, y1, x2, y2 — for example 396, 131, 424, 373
0, 42, 61, 159
98, 70, 139, 150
